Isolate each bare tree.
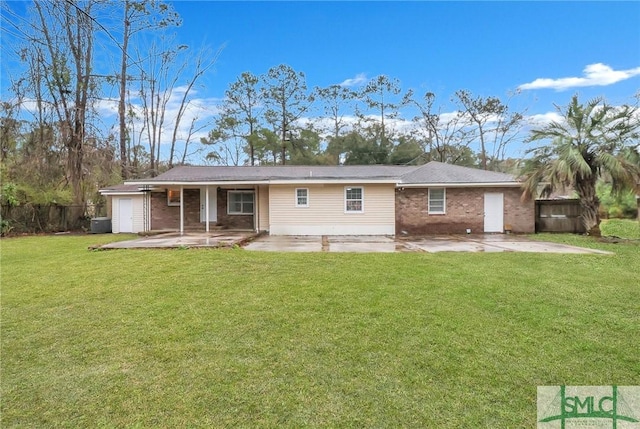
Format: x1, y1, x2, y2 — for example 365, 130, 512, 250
134, 39, 220, 175
454, 90, 523, 170
408, 92, 474, 164
136, 39, 186, 176
28, 0, 96, 204
167, 45, 221, 168
116, 0, 180, 179
180, 114, 214, 165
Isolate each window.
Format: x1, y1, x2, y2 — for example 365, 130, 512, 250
167, 189, 181, 206
345, 187, 363, 213
428, 188, 446, 214
295, 188, 309, 207
228, 191, 254, 215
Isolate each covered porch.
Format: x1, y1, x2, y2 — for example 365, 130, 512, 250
148, 184, 269, 235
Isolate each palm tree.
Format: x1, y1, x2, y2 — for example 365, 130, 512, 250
521, 95, 640, 236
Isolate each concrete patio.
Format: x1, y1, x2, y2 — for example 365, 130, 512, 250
244, 234, 611, 254
243, 235, 401, 253
97, 232, 612, 254
98, 231, 256, 249
400, 234, 612, 254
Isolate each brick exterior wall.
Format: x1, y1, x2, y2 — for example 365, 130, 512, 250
150, 189, 201, 230
216, 188, 254, 230
149, 188, 255, 231
395, 187, 534, 235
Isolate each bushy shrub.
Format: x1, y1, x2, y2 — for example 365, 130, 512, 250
1, 182, 19, 207
597, 182, 638, 219
0, 218, 12, 236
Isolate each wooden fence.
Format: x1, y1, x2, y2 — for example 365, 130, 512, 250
1, 203, 106, 234
535, 199, 585, 233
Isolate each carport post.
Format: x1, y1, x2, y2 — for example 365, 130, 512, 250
254, 186, 258, 232
179, 185, 184, 235
205, 186, 210, 233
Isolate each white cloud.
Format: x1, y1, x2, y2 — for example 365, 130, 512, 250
518, 63, 640, 91
339, 73, 368, 87
96, 98, 119, 117
526, 112, 564, 126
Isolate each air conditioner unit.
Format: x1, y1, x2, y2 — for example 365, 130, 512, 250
90, 217, 112, 234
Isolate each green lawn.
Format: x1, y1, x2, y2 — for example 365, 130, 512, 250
1, 234, 639, 428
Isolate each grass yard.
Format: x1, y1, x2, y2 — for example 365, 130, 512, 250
1, 233, 639, 428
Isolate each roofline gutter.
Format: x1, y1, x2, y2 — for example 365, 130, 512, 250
124, 180, 271, 186
269, 179, 399, 185
124, 179, 400, 186
98, 190, 145, 195
119, 180, 520, 189
399, 182, 522, 188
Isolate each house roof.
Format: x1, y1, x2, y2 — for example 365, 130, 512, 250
400, 161, 516, 185
99, 184, 145, 195
119, 161, 520, 188
136, 164, 419, 182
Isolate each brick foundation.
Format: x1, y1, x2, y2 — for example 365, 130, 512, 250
395, 187, 534, 235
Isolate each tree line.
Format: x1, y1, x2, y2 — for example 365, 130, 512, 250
1, 1, 638, 236
202, 67, 524, 171
1, 0, 217, 206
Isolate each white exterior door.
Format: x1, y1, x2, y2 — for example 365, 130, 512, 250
118, 198, 134, 233
484, 192, 504, 233
200, 188, 217, 222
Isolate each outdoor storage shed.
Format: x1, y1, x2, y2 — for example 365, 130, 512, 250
99, 185, 148, 234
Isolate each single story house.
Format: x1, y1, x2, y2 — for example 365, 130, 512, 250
99, 161, 535, 236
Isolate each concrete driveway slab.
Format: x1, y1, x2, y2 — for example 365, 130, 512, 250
476, 240, 611, 254
404, 238, 488, 253
403, 235, 612, 254
243, 235, 322, 252
328, 235, 397, 253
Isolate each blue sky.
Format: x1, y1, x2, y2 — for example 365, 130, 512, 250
2, 1, 640, 163
173, 1, 640, 107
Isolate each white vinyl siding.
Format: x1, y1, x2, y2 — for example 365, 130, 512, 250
111, 195, 145, 233
269, 184, 395, 235
428, 188, 446, 214
258, 185, 269, 232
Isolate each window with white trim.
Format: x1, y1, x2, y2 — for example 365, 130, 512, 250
345, 187, 364, 213
167, 189, 181, 206
228, 191, 254, 215
295, 188, 309, 207
428, 188, 446, 214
